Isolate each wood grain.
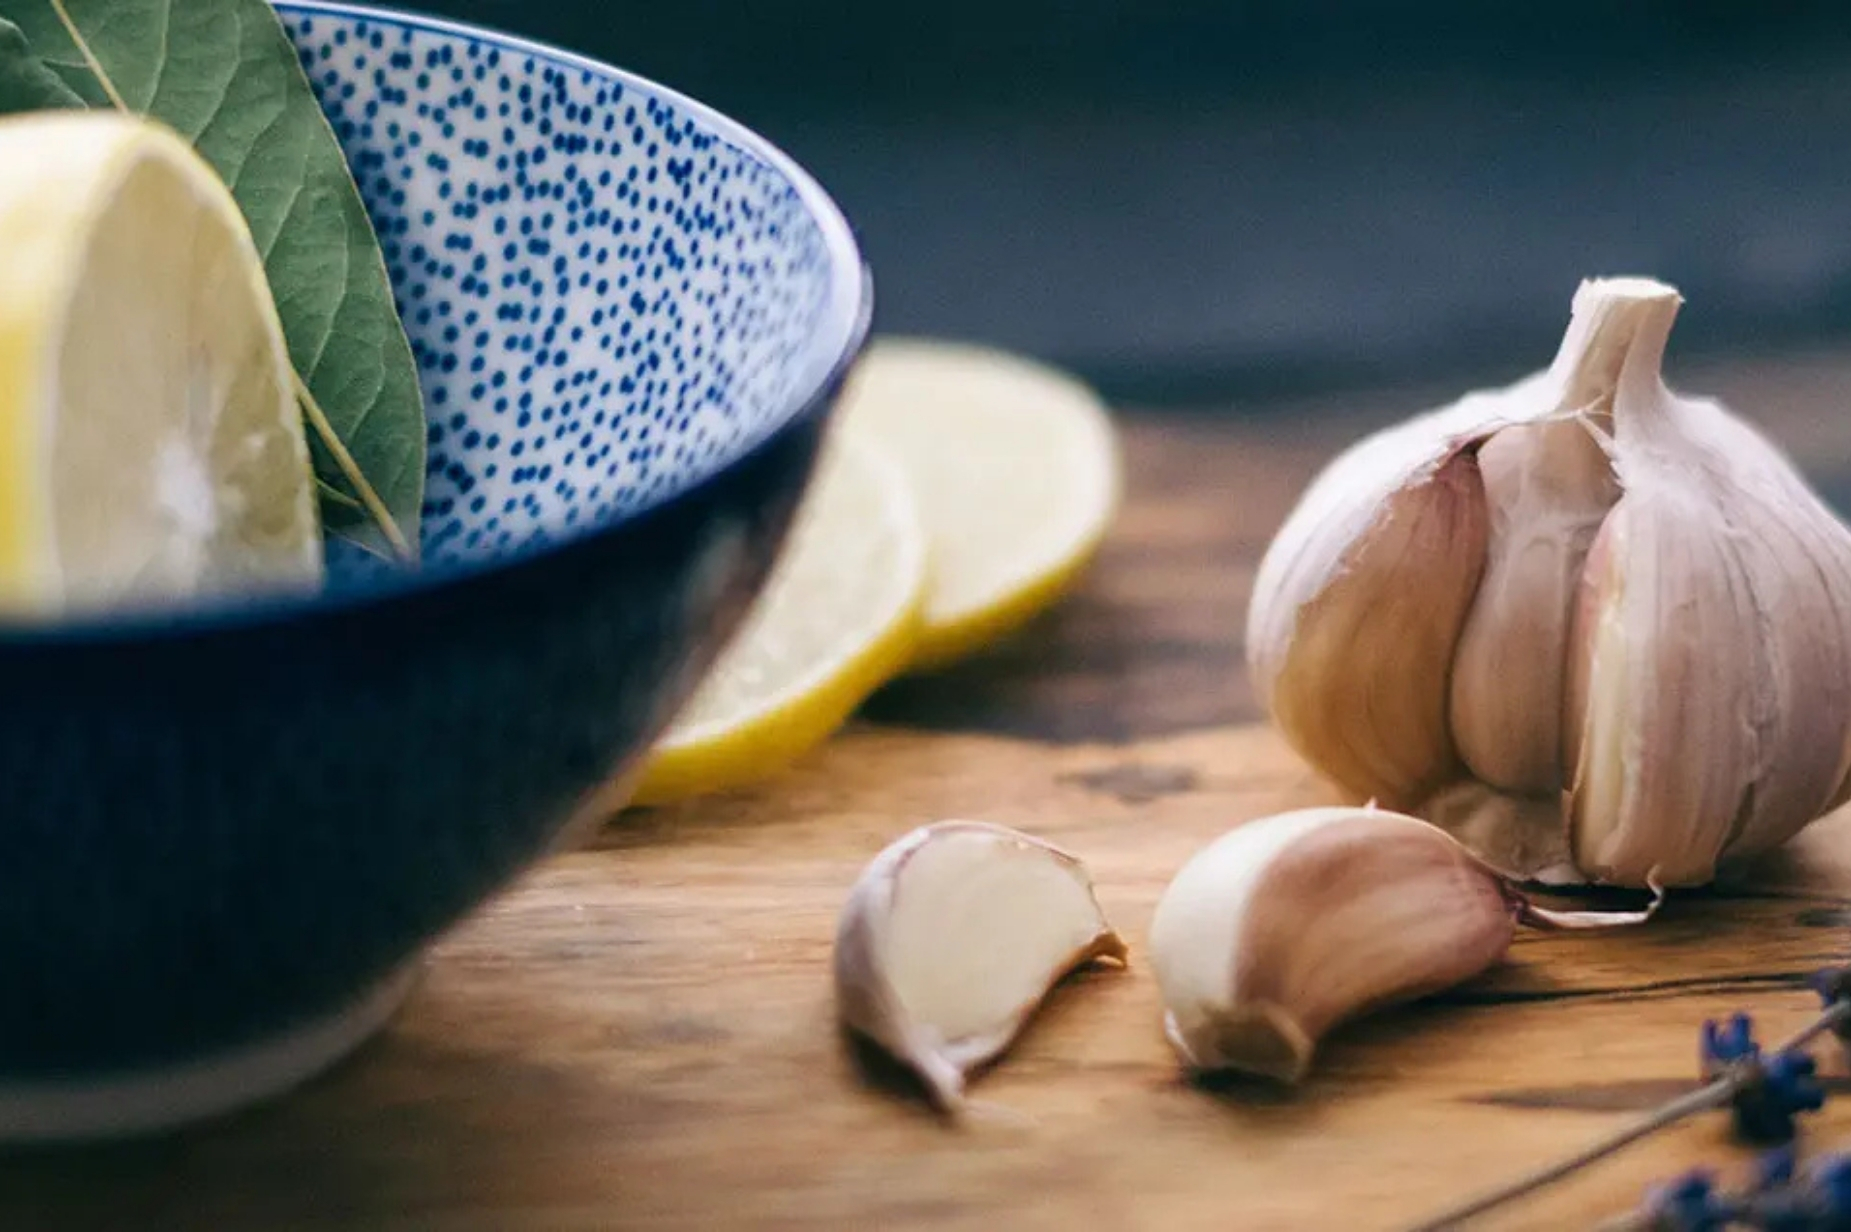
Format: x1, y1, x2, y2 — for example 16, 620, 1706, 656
8, 725, 1851, 1231
9, 353, 1851, 1230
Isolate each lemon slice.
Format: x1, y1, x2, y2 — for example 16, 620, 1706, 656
0, 112, 321, 619
839, 337, 1120, 671
631, 428, 927, 805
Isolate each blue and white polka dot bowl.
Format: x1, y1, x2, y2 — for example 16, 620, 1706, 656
0, 1, 868, 1140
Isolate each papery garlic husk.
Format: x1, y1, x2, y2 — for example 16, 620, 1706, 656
1147, 806, 1648, 1084
833, 820, 1126, 1111
1248, 274, 1851, 888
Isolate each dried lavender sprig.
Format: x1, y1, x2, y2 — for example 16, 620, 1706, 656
1599, 1144, 1851, 1231
1408, 1084, 1734, 1231
1788, 993, 1851, 1057
1402, 996, 1851, 1232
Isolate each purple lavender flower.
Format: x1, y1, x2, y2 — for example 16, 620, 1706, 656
1747, 1192, 1812, 1231
1805, 1154, 1851, 1228
1693, 1015, 1825, 1144
1645, 1170, 1737, 1231
1810, 967, 1851, 1012
1733, 1051, 1827, 1145
1703, 1012, 1761, 1077
1758, 1147, 1799, 1192
1810, 967, 1851, 1053
1416, 992, 1851, 1231
1737, 1152, 1851, 1230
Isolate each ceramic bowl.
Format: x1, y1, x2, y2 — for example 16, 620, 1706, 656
0, 1, 868, 1140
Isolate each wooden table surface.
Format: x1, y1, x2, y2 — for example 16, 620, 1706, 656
12, 348, 1851, 1230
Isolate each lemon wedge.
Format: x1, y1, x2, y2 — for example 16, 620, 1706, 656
631, 427, 927, 805
0, 112, 321, 619
839, 337, 1120, 671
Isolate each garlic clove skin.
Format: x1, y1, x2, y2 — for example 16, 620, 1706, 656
1247, 444, 1489, 807
833, 820, 1126, 1110
1565, 291, 1851, 885
1447, 417, 1617, 793
1147, 807, 1523, 1084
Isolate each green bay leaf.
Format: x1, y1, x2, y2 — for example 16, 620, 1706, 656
0, 0, 425, 559
0, 18, 79, 107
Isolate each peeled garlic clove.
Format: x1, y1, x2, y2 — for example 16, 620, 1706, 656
1149, 806, 1651, 1083
1565, 290, 1851, 886
1247, 443, 1488, 806
1148, 807, 1521, 1083
833, 820, 1126, 1110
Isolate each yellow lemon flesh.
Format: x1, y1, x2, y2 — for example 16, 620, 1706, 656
0, 112, 321, 620
631, 428, 927, 805
839, 337, 1120, 671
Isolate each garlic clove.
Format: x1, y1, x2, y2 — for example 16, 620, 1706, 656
1563, 498, 1656, 878
1448, 280, 1691, 796
833, 820, 1126, 1110
1149, 806, 1652, 1083
1447, 417, 1618, 793
1565, 289, 1851, 885
1248, 444, 1489, 806
1147, 807, 1521, 1083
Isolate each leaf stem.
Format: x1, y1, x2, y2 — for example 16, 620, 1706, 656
45, 0, 125, 109
48, 0, 415, 563
294, 373, 413, 560
1402, 1000, 1851, 1231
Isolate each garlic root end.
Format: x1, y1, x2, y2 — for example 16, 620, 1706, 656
1171, 1002, 1315, 1085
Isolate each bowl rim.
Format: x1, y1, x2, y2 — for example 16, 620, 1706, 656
0, 0, 873, 648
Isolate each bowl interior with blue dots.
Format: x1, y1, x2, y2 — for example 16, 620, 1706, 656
277, 0, 863, 585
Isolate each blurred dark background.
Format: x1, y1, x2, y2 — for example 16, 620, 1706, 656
413, 1, 1851, 404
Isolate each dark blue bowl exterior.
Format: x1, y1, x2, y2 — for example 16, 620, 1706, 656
0, 365, 850, 1078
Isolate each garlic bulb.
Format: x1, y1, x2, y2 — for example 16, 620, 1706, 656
833, 820, 1126, 1111
1247, 277, 1851, 888
1148, 806, 1648, 1083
